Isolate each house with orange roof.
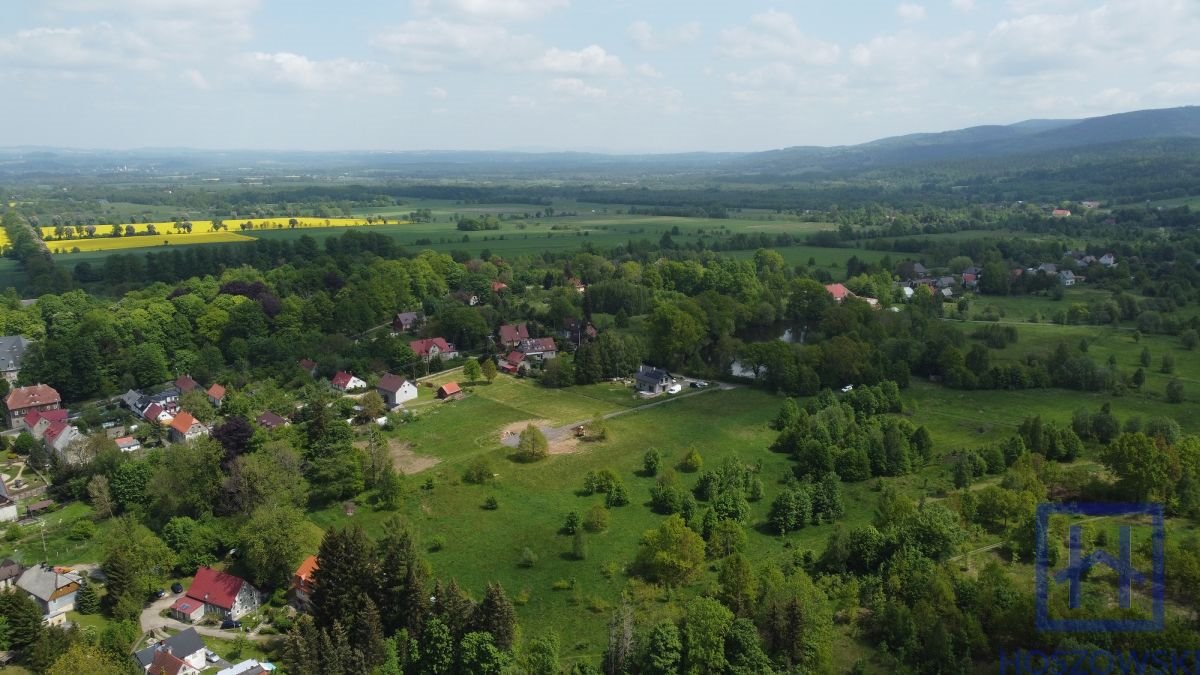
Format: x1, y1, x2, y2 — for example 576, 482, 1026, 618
168, 412, 209, 444
291, 555, 318, 608
206, 383, 226, 408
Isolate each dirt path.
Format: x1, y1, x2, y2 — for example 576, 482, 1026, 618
499, 383, 732, 450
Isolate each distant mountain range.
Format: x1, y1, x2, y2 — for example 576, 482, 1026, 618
2, 105, 1199, 181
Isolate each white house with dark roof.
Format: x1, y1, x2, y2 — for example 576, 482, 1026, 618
16, 564, 82, 624
376, 373, 418, 408
0, 336, 30, 384
134, 628, 207, 673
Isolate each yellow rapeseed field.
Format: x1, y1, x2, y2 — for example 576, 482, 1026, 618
45, 231, 256, 254
38, 217, 409, 254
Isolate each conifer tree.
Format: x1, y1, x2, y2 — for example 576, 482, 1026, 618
473, 583, 517, 650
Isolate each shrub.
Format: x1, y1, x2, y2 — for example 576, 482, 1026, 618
1167, 380, 1185, 404
519, 547, 538, 568
583, 504, 610, 533
563, 511, 581, 535
68, 519, 96, 541
428, 535, 446, 552
643, 449, 661, 476
4, 524, 20, 542
680, 448, 704, 473
463, 457, 493, 484
483, 496, 499, 510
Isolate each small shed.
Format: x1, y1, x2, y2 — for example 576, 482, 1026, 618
436, 382, 463, 400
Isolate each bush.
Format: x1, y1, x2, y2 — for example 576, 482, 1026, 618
463, 457, 493, 484
428, 535, 446, 552
583, 504, 610, 533
680, 448, 704, 473
519, 547, 538, 568
643, 449, 661, 476
68, 519, 96, 542
563, 511, 581, 535
483, 496, 499, 510
4, 524, 20, 542
1167, 380, 1185, 404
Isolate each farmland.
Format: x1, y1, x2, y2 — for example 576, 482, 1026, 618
38, 217, 396, 254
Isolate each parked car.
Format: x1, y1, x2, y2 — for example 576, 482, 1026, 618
690, 381, 709, 388
206, 650, 220, 663
220, 619, 242, 630
171, 582, 184, 594
840, 384, 854, 393
153, 589, 167, 599
666, 383, 682, 394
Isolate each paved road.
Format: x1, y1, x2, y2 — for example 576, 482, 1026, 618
501, 380, 735, 448
139, 594, 273, 642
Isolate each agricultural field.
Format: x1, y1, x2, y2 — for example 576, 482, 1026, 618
44, 230, 255, 254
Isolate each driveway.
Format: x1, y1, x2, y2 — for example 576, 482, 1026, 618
139, 595, 273, 642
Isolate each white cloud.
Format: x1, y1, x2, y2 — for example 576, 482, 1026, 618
0, 23, 159, 71
634, 63, 662, 78
240, 52, 399, 93
429, 86, 449, 99
549, 77, 605, 99
372, 18, 537, 71
45, 0, 260, 42
951, 0, 976, 11
626, 20, 700, 51
897, 3, 927, 21
183, 68, 210, 89
536, 45, 623, 75
719, 10, 840, 64
412, 0, 567, 21
506, 94, 537, 109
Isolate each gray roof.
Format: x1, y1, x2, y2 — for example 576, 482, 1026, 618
134, 628, 206, 668
15, 565, 81, 602
0, 559, 22, 583
0, 336, 28, 373
121, 389, 148, 412
635, 365, 671, 383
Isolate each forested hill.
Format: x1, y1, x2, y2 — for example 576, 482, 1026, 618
739, 105, 1200, 176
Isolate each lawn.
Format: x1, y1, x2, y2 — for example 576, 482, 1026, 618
0, 501, 113, 566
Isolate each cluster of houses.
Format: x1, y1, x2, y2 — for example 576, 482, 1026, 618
3, 383, 92, 461
134, 627, 275, 675
120, 375, 221, 443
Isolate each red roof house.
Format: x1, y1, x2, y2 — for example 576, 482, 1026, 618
410, 337, 458, 361
501, 351, 526, 374
497, 323, 529, 347
206, 383, 226, 407
491, 280, 509, 293
291, 555, 319, 607
437, 382, 463, 400
169, 595, 206, 623
1052, 209, 1072, 217
330, 371, 366, 392
824, 283, 854, 303
5, 384, 61, 428
255, 411, 288, 430
168, 412, 208, 443
179, 566, 260, 620
298, 358, 317, 376
148, 647, 199, 675
175, 375, 200, 394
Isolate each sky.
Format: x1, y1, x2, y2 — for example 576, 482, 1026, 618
3, 0, 1199, 153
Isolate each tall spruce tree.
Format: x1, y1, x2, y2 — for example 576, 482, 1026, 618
311, 526, 376, 630
473, 583, 517, 650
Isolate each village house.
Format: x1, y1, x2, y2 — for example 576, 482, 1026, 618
562, 318, 598, 346
256, 411, 289, 430
500, 351, 526, 374
43, 421, 82, 459
16, 564, 82, 624
0, 559, 23, 590
518, 337, 558, 361
824, 283, 854, 303
634, 364, 674, 394
5, 384, 61, 429
437, 382, 464, 400
1100, 253, 1117, 267
1052, 208, 1072, 217
376, 373, 418, 408
411, 337, 459, 362
291, 555, 318, 609
330, 371, 367, 392
1059, 270, 1078, 287
298, 359, 318, 377
207, 383, 226, 408
216, 659, 276, 675
0, 482, 17, 523
491, 280, 508, 294
453, 290, 480, 306
175, 375, 200, 394
497, 323, 530, 349
1036, 263, 1058, 275
568, 277, 586, 293
134, 628, 207, 673
168, 412, 209, 444
0, 336, 30, 384
391, 311, 423, 334
171, 566, 260, 621
22, 409, 69, 440
115, 436, 141, 452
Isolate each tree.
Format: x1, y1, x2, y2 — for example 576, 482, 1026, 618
311, 525, 376, 630
240, 503, 312, 588
419, 618, 455, 675
86, 474, 115, 520
359, 390, 387, 421
461, 631, 507, 675
643, 449, 661, 476
681, 597, 733, 675
481, 359, 497, 383
0, 590, 44, 653
605, 479, 629, 507
641, 622, 683, 675
75, 580, 100, 615
572, 530, 589, 561
634, 515, 706, 586
1102, 432, 1172, 501
584, 504, 609, 533
473, 583, 517, 650
376, 464, 403, 510
680, 448, 703, 473
717, 553, 758, 617
516, 424, 549, 462
463, 359, 482, 383
179, 389, 216, 424
1167, 379, 1185, 404
1162, 353, 1176, 374
45, 643, 126, 675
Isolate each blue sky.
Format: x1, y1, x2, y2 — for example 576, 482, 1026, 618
3, 0, 1198, 152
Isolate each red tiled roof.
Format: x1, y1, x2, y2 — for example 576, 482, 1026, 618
299, 358, 317, 371
824, 283, 852, 301
186, 566, 246, 610
410, 337, 453, 357
498, 324, 529, 344
115, 436, 138, 448
331, 371, 354, 389
170, 412, 197, 435
505, 351, 525, 364
171, 595, 204, 614
491, 280, 508, 292
293, 555, 318, 590
149, 648, 191, 675
376, 373, 409, 393
438, 382, 462, 397
4, 384, 60, 411
520, 337, 557, 353
144, 403, 164, 422
43, 421, 69, 442
206, 383, 225, 400
175, 375, 200, 393
25, 409, 68, 428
